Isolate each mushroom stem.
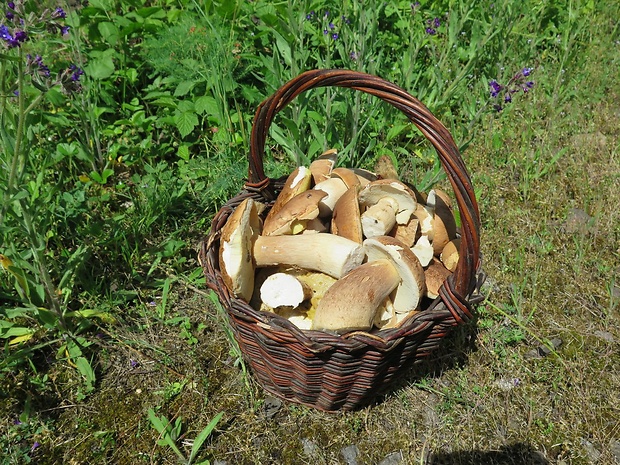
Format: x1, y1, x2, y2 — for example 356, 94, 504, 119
361, 197, 398, 238
312, 259, 401, 332
260, 273, 312, 309
253, 233, 365, 279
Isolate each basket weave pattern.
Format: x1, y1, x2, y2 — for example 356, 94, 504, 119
200, 69, 482, 411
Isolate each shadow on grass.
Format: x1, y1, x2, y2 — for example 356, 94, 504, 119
428, 442, 549, 464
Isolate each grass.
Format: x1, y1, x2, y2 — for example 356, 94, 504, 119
1, 0, 619, 464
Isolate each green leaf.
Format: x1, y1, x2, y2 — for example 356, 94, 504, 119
174, 111, 199, 138
194, 96, 218, 116
177, 145, 190, 161
75, 356, 96, 392
188, 412, 223, 464
98, 21, 119, 45
85, 56, 115, 80
174, 80, 196, 97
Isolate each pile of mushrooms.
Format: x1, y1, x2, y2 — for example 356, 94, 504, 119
218, 151, 461, 334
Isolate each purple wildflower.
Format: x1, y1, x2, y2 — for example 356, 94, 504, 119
331, 32, 338, 40
522, 67, 532, 77
7, 2, 15, 8
69, 64, 84, 81
52, 7, 66, 19
324, 11, 329, 17
1, 26, 27, 48
425, 27, 436, 35
60, 25, 70, 36
130, 359, 139, 368
328, 22, 335, 30
323, 28, 328, 35
489, 80, 502, 98
31, 441, 41, 453
504, 93, 512, 103
305, 11, 315, 20
349, 50, 359, 60
433, 17, 441, 28
341, 15, 350, 24
27, 54, 51, 77
0, 24, 10, 41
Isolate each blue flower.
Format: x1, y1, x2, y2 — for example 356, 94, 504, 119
69, 64, 84, 81
504, 93, 512, 103
489, 80, 502, 98
425, 27, 436, 35
433, 17, 441, 28
328, 22, 335, 30
522, 67, 532, 77
61, 25, 70, 36
52, 7, 66, 19
349, 51, 359, 60
331, 32, 338, 40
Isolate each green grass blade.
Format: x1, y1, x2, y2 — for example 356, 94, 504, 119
188, 412, 223, 464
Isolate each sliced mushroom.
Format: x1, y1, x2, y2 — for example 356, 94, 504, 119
331, 185, 363, 243
219, 198, 261, 302
390, 217, 420, 248
309, 149, 338, 184
364, 236, 426, 313
359, 179, 418, 225
253, 233, 365, 279
411, 235, 434, 267
262, 190, 327, 236
413, 203, 435, 241
263, 166, 312, 227
260, 272, 312, 309
312, 259, 401, 333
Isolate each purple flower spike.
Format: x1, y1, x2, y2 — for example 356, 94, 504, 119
433, 17, 441, 28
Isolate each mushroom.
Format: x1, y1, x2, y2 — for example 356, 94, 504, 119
424, 258, 452, 299
361, 197, 399, 238
313, 177, 348, 218
390, 217, 420, 248
330, 167, 361, 189
351, 168, 378, 186
263, 166, 312, 227
331, 185, 363, 243
363, 236, 426, 313
219, 198, 261, 302
440, 238, 461, 272
262, 190, 327, 235
260, 272, 312, 309
309, 149, 338, 184
359, 179, 418, 227
374, 154, 400, 180
426, 189, 457, 255
413, 203, 435, 240
411, 235, 434, 267
253, 233, 365, 279
311, 259, 401, 333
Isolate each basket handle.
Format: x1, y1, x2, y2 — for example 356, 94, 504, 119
246, 69, 481, 320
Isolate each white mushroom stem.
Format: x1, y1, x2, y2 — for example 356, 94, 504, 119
361, 197, 398, 238
411, 235, 434, 267
260, 273, 312, 309
312, 259, 401, 332
253, 233, 365, 279
313, 177, 348, 218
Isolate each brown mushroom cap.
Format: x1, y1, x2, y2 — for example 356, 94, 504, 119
427, 189, 457, 255
330, 167, 361, 189
440, 238, 461, 272
219, 198, 261, 302
262, 190, 327, 236
363, 236, 426, 313
263, 166, 312, 228
331, 185, 363, 243
309, 149, 338, 184
312, 259, 401, 333
424, 258, 452, 299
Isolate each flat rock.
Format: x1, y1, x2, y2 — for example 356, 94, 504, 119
524, 338, 562, 359
341, 444, 360, 465
580, 438, 602, 462
263, 396, 282, 419
378, 451, 404, 465
610, 439, 620, 463
301, 438, 320, 457
594, 330, 615, 343
560, 208, 593, 235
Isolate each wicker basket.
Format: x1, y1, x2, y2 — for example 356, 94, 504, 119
200, 69, 483, 412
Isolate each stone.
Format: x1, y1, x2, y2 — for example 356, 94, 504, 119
378, 451, 404, 465
341, 444, 360, 465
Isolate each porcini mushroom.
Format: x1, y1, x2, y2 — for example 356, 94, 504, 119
219, 198, 261, 301
311, 259, 401, 333
260, 272, 312, 309
330, 167, 361, 189
361, 196, 399, 238
411, 235, 434, 267
358, 179, 418, 226
440, 238, 461, 272
263, 166, 312, 227
262, 190, 327, 236
364, 236, 426, 313
253, 233, 365, 279
331, 186, 363, 243
309, 149, 338, 184
424, 258, 452, 299
426, 189, 457, 255
313, 177, 348, 218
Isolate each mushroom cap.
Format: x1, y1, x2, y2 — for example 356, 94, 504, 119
359, 179, 418, 225
330, 167, 361, 189
390, 216, 420, 248
219, 198, 260, 302
313, 177, 348, 218
263, 166, 312, 227
262, 190, 327, 236
363, 236, 426, 313
309, 149, 338, 184
331, 185, 363, 243
424, 257, 452, 299
427, 189, 457, 255
312, 259, 401, 333
440, 238, 461, 272
374, 154, 400, 180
